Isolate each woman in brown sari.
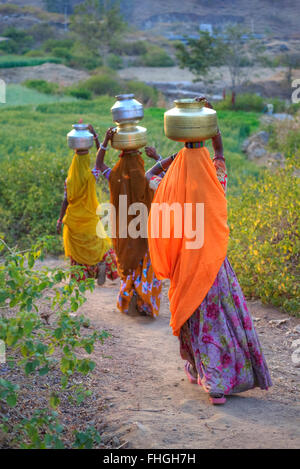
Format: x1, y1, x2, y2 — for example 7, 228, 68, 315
96, 128, 162, 317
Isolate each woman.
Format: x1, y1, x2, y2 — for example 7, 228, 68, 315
146, 97, 272, 405
95, 128, 162, 317
57, 125, 118, 284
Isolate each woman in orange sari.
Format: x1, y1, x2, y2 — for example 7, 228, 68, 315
95, 129, 162, 317
57, 126, 118, 284
146, 97, 272, 405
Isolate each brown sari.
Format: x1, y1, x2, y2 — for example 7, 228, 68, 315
109, 150, 154, 277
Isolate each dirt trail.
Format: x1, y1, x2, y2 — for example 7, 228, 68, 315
77, 276, 300, 449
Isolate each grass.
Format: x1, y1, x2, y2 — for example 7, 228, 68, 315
1, 85, 77, 108
0, 55, 62, 68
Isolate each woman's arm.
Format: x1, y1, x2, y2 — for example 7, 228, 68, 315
88, 124, 101, 151
57, 197, 68, 234
145, 152, 177, 182
194, 96, 225, 163
95, 127, 116, 173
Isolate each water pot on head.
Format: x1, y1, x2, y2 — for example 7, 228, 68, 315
110, 94, 147, 151
164, 99, 218, 142
67, 124, 94, 151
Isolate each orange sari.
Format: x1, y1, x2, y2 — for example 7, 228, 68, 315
148, 147, 229, 336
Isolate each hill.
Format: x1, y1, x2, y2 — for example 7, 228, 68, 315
0, 0, 299, 39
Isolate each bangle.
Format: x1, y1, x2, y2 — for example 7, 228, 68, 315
57, 219, 62, 224
213, 155, 225, 161
100, 143, 108, 151
93, 134, 99, 140
157, 155, 163, 161
158, 160, 165, 172
102, 167, 110, 176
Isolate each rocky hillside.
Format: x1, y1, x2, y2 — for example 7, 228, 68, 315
0, 0, 299, 39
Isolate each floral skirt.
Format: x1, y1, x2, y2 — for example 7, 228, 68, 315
71, 248, 118, 282
179, 257, 272, 395
117, 250, 162, 317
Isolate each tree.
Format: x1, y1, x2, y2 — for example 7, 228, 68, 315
277, 53, 300, 101
175, 31, 223, 81
176, 25, 264, 92
70, 0, 127, 58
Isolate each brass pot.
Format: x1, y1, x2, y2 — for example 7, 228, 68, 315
111, 122, 147, 151
164, 99, 218, 142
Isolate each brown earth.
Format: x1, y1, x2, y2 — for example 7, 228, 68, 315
0, 63, 89, 87
79, 278, 300, 449
1, 259, 300, 449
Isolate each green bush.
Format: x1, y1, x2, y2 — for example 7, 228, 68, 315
23, 79, 59, 95
67, 87, 92, 100
111, 40, 148, 56
67, 53, 102, 71
215, 93, 265, 112
124, 80, 158, 105
43, 38, 74, 53
228, 158, 300, 315
106, 53, 123, 70
51, 47, 72, 60
138, 46, 174, 67
83, 74, 121, 96
25, 49, 46, 58
0, 27, 33, 55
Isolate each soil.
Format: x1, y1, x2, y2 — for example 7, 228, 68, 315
79, 276, 300, 449
0, 63, 89, 87
1, 258, 300, 449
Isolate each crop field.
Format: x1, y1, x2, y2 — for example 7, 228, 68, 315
0, 95, 298, 314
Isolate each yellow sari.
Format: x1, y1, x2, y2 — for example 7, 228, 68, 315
63, 152, 111, 266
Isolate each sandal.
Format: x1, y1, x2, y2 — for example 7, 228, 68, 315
209, 393, 226, 405
184, 362, 198, 384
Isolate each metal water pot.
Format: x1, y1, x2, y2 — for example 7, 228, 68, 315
164, 99, 218, 142
67, 124, 94, 150
111, 94, 144, 123
111, 122, 147, 151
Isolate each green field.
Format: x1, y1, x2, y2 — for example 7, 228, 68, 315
0, 55, 62, 68
0, 95, 298, 314
2, 84, 77, 107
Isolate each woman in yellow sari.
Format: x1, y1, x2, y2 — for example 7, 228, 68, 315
57, 126, 118, 284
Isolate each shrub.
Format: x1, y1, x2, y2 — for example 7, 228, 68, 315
106, 53, 123, 70
124, 80, 158, 105
43, 38, 74, 53
27, 23, 55, 43
23, 79, 60, 95
83, 74, 121, 96
51, 47, 72, 60
67, 53, 102, 71
0, 27, 34, 55
228, 160, 300, 315
138, 46, 175, 67
0, 241, 108, 448
215, 93, 265, 112
111, 40, 148, 56
67, 87, 92, 100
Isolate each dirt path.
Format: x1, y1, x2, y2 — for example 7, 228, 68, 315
77, 276, 300, 449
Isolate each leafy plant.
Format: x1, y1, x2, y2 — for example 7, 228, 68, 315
23, 79, 60, 95
0, 239, 108, 448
